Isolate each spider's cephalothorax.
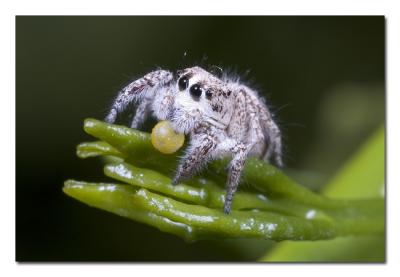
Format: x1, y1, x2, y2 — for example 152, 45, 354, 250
105, 66, 283, 214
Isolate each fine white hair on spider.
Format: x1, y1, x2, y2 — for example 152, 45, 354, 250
105, 66, 283, 214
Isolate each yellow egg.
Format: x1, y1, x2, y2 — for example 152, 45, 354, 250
151, 121, 185, 154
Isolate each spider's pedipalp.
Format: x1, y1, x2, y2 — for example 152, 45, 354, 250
105, 69, 173, 124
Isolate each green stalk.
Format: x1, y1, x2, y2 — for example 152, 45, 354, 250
63, 180, 202, 242
63, 118, 384, 243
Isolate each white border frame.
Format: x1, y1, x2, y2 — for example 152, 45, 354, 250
2, 0, 399, 276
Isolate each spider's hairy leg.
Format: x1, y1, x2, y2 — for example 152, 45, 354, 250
262, 116, 283, 167
131, 85, 175, 128
171, 134, 217, 185
152, 87, 175, 121
105, 69, 173, 124
130, 100, 150, 129
216, 139, 249, 214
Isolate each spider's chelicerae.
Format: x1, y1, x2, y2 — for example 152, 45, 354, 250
105, 66, 283, 214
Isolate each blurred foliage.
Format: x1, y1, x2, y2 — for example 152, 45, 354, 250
64, 119, 383, 257
16, 16, 384, 261
299, 84, 384, 189
262, 128, 385, 261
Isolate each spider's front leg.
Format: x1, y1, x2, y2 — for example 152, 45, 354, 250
130, 100, 150, 129
171, 133, 217, 185
105, 69, 173, 124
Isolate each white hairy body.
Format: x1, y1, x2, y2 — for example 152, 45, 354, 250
105, 66, 282, 213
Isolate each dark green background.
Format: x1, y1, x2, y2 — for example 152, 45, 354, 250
16, 16, 384, 261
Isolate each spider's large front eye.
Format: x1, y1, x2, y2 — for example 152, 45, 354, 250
189, 84, 202, 98
178, 76, 189, 91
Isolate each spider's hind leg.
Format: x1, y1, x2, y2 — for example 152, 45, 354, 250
254, 97, 283, 167
262, 119, 283, 168
105, 69, 173, 124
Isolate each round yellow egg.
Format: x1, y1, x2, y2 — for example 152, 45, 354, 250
151, 121, 185, 154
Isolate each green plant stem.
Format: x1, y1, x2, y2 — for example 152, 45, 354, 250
63, 118, 384, 241
64, 179, 336, 241
63, 180, 202, 242
132, 188, 336, 241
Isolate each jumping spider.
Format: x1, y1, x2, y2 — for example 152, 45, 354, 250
105, 66, 283, 214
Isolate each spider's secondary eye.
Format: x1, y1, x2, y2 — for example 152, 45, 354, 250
205, 90, 212, 99
178, 76, 189, 91
189, 84, 202, 98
